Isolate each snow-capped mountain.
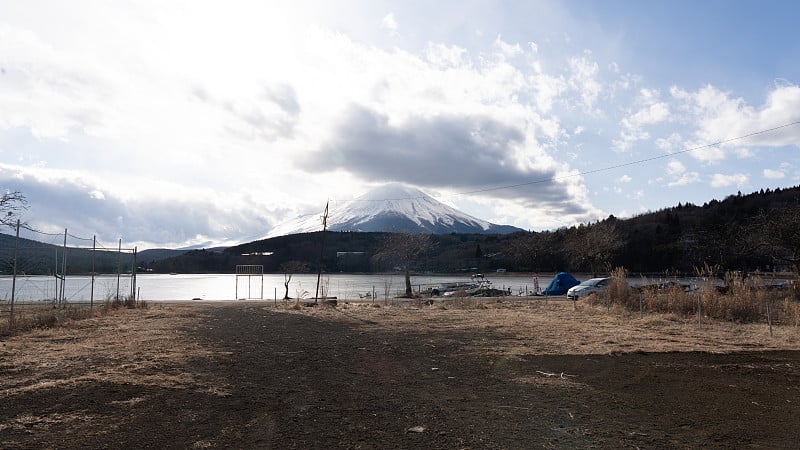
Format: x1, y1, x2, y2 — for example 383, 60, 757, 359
264, 184, 523, 238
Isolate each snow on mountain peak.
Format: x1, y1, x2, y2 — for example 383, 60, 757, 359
263, 183, 522, 238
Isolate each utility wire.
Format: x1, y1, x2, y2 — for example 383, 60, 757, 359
457, 120, 800, 197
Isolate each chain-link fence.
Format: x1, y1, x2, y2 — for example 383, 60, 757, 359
0, 220, 138, 327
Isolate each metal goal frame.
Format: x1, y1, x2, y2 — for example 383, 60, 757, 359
235, 265, 264, 299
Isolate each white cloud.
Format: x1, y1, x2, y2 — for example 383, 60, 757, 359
494, 35, 523, 58
672, 84, 800, 163
613, 88, 670, 152
613, 129, 649, 152
666, 159, 686, 175
763, 168, 785, 179
688, 145, 726, 163
530, 72, 568, 113
664, 158, 700, 187
656, 133, 683, 151
618, 174, 632, 183
382, 13, 398, 34
424, 43, 468, 68
710, 173, 748, 188
667, 172, 700, 187
567, 52, 602, 112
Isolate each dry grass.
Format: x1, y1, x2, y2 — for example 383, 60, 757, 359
307, 298, 800, 355
0, 303, 230, 404
0, 295, 148, 337
584, 268, 800, 326
3, 300, 799, 449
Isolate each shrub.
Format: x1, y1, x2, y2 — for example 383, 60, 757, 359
607, 267, 634, 309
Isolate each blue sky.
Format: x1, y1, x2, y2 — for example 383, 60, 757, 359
1, 0, 799, 248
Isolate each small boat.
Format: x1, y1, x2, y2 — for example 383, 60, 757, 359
440, 274, 506, 297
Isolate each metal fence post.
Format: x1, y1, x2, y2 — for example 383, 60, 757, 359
90, 235, 96, 310
9, 219, 20, 327
60, 228, 67, 306
131, 246, 138, 302
116, 238, 121, 301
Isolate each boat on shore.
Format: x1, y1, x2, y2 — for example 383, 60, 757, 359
428, 274, 508, 297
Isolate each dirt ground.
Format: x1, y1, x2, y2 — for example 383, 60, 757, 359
2, 299, 800, 449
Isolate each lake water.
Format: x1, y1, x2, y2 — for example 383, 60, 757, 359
0, 273, 552, 303
1, 272, 731, 304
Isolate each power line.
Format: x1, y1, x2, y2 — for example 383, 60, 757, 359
458, 120, 800, 197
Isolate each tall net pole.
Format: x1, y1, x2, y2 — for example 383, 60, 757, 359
90, 235, 96, 310
116, 238, 121, 301
9, 219, 20, 327
314, 202, 329, 304
59, 229, 67, 306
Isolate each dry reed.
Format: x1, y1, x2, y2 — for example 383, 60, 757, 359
593, 267, 800, 325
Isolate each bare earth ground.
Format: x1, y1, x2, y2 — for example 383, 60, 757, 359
2, 299, 800, 449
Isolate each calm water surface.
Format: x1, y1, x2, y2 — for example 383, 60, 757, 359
2, 272, 720, 303
0, 273, 552, 302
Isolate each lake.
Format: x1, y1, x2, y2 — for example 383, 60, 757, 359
0, 273, 551, 303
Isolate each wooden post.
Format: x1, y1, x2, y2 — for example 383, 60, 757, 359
697, 291, 702, 328
767, 298, 773, 337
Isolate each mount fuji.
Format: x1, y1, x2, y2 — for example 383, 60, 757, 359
264, 184, 523, 238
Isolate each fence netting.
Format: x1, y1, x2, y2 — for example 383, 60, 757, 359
0, 221, 137, 322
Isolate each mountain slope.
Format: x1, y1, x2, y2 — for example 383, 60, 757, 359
265, 184, 522, 238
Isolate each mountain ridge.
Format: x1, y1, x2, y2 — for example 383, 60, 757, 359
265, 184, 523, 237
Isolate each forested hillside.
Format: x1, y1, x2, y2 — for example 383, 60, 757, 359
0, 233, 137, 275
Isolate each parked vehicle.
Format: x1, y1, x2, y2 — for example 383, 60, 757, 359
566, 277, 611, 300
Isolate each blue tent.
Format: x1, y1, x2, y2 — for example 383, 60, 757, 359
541, 272, 579, 295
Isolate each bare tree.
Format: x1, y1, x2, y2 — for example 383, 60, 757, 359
754, 207, 800, 275
565, 221, 622, 276
504, 232, 539, 271
374, 233, 435, 297
503, 231, 564, 272
279, 260, 308, 299
1, 190, 27, 228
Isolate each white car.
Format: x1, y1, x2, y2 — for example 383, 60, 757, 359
566, 277, 611, 300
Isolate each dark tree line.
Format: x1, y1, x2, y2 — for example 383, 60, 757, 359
503, 187, 800, 276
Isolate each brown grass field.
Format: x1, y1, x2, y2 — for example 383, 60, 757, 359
2, 297, 800, 449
